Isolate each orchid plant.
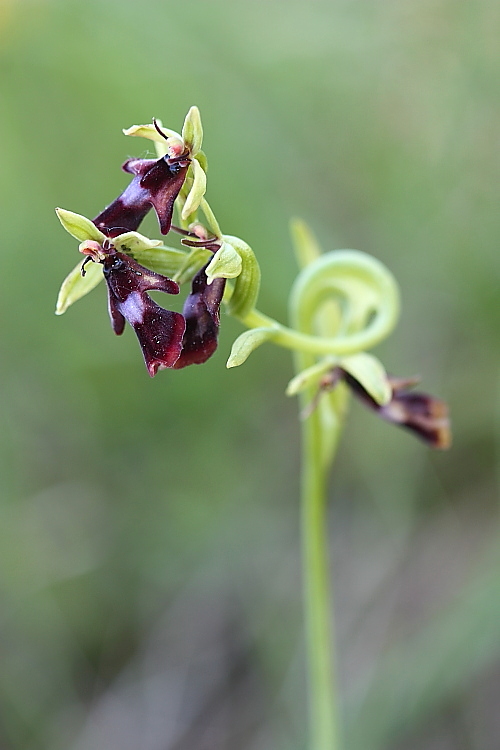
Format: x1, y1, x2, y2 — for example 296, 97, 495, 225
56, 107, 451, 750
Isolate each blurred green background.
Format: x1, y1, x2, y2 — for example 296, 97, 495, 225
1, 0, 499, 748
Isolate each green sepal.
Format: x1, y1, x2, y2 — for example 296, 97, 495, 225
223, 235, 261, 318
339, 352, 391, 405
55, 260, 103, 315
205, 241, 242, 285
181, 159, 207, 220
286, 358, 336, 396
181, 106, 203, 156
112, 231, 162, 253
56, 208, 105, 243
290, 218, 322, 270
130, 246, 188, 278
173, 247, 212, 285
226, 327, 278, 368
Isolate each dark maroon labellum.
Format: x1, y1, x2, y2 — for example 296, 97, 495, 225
173, 264, 226, 369
93, 154, 190, 238
102, 252, 185, 376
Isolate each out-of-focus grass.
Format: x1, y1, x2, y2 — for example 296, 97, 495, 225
0, 0, 499, 748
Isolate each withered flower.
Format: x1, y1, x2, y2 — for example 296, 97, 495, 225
324, 368, 451, 449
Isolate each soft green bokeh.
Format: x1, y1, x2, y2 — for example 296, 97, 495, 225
0, 1, 499, 748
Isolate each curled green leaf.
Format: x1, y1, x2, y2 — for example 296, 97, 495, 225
339, 352, 391, 405
181, 106, 203, 156
206, 241, 242, 285
55, 208, 105, 243
226, 327, 278, 368
181, 159, 207, 221
55, 260, 103, 315
223, 235, 261, 319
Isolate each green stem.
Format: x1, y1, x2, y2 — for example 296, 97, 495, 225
299, 381, 342, 750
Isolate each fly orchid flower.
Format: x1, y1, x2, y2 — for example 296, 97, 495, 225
94, 107, 207, 237
75, 235, 185, 375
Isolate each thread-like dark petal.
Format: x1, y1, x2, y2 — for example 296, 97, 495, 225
103, 252, 185, 375
343, 371, 451, 449
173, 265, 226, 369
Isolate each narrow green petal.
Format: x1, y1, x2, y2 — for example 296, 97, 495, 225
55, 208, 105, 243
55, 261, 103, 315
205, 241, 242, 284
181, 159, 207, 220
340, 352, 391, 405
112, 231, 162, 253
226, 327, 278, 368
122, 122, 182, 144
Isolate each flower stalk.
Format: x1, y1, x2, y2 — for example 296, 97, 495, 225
54, 107, 451, 749
300, 394, 341, 750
